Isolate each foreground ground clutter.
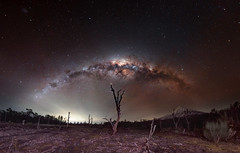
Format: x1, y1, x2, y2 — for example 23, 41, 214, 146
0, 123, 240, 153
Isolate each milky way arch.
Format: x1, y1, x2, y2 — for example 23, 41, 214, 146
34, 57, 189, 100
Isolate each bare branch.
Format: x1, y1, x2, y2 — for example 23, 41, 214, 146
148, 119, 156, 140
119, 90, 125, 104
111, 85, 117, 103
172, 112, 176, 124
103, 117, 114, 128
184, 109, 190, 131
177, 116, 181, 124
117, 89, 121, 102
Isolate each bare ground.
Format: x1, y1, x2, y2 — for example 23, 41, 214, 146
0, 123, 240, 153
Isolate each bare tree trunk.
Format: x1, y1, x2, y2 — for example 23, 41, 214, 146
88, 114, 91, 124
184, 109, 190, 131
172, 115, 180, 130
113, 112, 120, 135
47, 117, 50, 124
67, 112, 70, 128
174, 123, 178, 129
22, 120, 25, 125
159, 120, 162, 130
37, 116, 41, 129
4, 113, 6, 122
185, 118, 190, 131
236, 111, 239, 125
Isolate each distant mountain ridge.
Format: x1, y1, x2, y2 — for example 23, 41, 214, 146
159, 106, 207, 120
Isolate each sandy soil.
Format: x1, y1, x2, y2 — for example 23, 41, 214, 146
0, 123, 239, 153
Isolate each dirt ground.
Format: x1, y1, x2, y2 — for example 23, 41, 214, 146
0, 123, 240, 153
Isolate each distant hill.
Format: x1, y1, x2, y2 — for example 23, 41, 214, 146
159, 106, 207, 120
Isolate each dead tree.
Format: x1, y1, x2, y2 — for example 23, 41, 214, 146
111, 85, 125, 135
144, 119, 156, 153
172, 108, 181, 130
67, 112, 70, 128
230, 101, 240, 125
88, 114, 91, 124
184, 109, 190, 131
104, 85, 125, 135
159, 119, 162, 130
37, 116, 41, 130
88, 114, 93, 125
22, 120, 25, 125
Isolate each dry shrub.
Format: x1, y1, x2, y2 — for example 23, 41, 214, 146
203, 119, 236, 143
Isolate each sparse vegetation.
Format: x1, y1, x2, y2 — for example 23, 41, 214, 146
0, 101, 240, 152
0, 108, 65, 125
203, 119, 236, 143
0, 122, 240, 153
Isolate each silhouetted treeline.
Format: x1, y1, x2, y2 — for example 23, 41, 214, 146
1, 101, 239, 131
208, 101, 240, 129
110, 114, 208, 131
0, 108, 65, 125
103, 101, 240, 131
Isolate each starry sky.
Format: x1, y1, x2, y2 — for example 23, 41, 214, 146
0, 0, 240, 123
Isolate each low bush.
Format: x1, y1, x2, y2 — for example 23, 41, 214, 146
203, 119, 236, 143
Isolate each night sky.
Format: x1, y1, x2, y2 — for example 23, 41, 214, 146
0, 1, 240, 123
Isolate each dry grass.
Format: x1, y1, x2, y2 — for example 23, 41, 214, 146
0, 123, 239, 153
